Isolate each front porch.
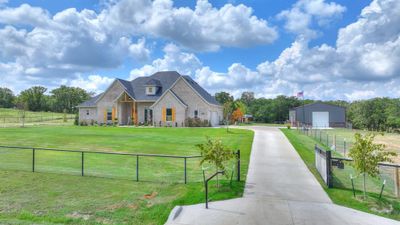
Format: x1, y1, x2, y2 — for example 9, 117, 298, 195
115, 92, 153, 125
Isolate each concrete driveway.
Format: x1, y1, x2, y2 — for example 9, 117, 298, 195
165, 127, 399, 225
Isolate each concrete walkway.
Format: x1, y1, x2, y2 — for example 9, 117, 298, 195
166, 127, 399, 225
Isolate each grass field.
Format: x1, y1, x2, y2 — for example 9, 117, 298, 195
281, 128, 400, 221
0, 126, 254, 224
320, 128, 400, 163
0, 108, 75, 127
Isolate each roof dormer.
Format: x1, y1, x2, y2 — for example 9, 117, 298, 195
145, 79, 161, 95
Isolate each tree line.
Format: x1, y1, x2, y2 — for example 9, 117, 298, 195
215, 91, 400, 132
0, 86, 92, 114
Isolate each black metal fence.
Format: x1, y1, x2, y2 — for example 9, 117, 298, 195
298, 127, 351, 157
314, 145, 400, 198
0, 145, 241, 184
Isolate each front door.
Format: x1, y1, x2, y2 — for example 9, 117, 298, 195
144, 108, 153, 124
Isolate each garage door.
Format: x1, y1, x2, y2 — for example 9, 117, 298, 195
211, 111, 219, 127
312, 112, 329, 128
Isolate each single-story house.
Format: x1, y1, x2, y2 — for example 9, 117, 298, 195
77, 71, 223, 127
289, 102, 346, 128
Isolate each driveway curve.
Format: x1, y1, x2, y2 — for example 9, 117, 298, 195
166, 127, 399, 225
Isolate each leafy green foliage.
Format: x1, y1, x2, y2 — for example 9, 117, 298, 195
50, 85, 91, 113
197, 136, 234, 173
215, 91, 234, 104
347, 98, 400, 131
0, 87, 15, 108
6, 85, 92, 114
240, 92, 255, 106
349, 133, 397, 198
17, 86, 49, 112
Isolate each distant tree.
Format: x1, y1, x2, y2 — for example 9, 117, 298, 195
17, 86, 48, 112
0, 87, 15, 108
223, 101, 233, 132
240, 92, 255, 106
215, 91, 233, 105
232, 100, 247, 114
50, 85, 91, 113
349, 133, 396, 199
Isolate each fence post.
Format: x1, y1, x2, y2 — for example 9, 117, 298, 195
136, 155, 139, 182
326, 134, 329, 147
237, 150, 241, 181
81, 152, 84, 176
395, 167, 399, 198
32, 148, 35, 172
184, 157, 187, 184
326, 150, 332, 188
334, 135, 336, 150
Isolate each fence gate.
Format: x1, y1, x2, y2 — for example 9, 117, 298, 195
315, 145, 332, 187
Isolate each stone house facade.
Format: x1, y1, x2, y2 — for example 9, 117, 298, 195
77, 71, 223, 127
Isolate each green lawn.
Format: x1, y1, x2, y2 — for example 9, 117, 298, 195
281, 128, 400, 221
0, 126, 254, 224
0, 108, 75, 127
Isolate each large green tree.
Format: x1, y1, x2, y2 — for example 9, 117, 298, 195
215, 91, 233, 105
0, 87, 15, 108
240, 92, 255, 106
17, 86, 49, 111
50, 85, 91, 113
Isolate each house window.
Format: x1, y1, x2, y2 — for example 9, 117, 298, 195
107, 108, 112, 120
166, 108, 172, 121
146, 86, 156, 95
86, 110, 89, 116
194, 110, 198, 118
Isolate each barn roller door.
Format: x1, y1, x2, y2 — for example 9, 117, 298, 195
312, 112, 329, 128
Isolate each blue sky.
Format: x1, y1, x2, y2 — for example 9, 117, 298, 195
0, 0, 399, 101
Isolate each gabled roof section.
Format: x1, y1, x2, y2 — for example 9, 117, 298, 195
182, 76, 220, 106
129, 71, 181, 101
150, 89, 188, 109
145, 78, 162, 86
77, 94, 101, 107
77, 71, 220, 107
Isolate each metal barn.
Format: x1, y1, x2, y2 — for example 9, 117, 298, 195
289, 102, 346, 128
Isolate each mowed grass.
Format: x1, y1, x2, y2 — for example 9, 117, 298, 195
0, 126, 254, 224
281, 128, 400, 221
323, 128, 400, 162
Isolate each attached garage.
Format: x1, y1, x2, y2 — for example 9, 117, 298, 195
289, 102, 346, 128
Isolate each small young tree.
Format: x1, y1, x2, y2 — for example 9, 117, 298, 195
231, 108, 244, 123
197, 137, 234, 187
223, 102, 233, 132
349, 133, 396, 199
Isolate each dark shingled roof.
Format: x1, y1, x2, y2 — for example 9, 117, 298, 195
182, 76, 220, 105
77, 71, 220, 107
145, 78, 162, 87
77, 94, 101, 107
